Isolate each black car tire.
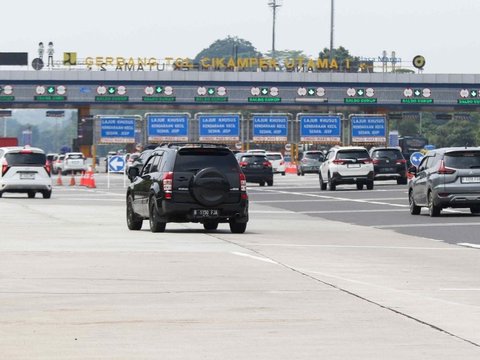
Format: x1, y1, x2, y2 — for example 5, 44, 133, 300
397, 177, 408, 185
0, 191, 3, 198
409, 191, 421, 215
319, 173, 327, 190
149, 197, 166, 232
42, 190, 52, 199
428, 191, 441, 217
281, 172, 286, 176
191, 167, 230, 207
229, 220, 247, 234
28, 191, 35, 198
356, 183, 364, 190
328, 174, 336, 191
366, 180, 374, 190
203, 221, 219, 231
259, 181, 265, 186
127, 195, 143, 230
267, 179, 273, 186
470, 206, 480, 214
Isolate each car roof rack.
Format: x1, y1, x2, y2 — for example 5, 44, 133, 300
160, 142, 229, 149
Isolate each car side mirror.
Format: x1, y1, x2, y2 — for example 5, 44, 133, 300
128, 167, 140, 181
408, 166, 417, 176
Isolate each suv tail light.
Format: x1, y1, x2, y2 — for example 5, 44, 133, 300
263, 161, 272, 167
163, 172, 173, 199
396, 159, 407, 165
372, 159, 380, 165
44, 163, 51, 176
1, 160, 9, 176
239, 172, 248, 200
239, 161, 248, 167
438, 160, 456, 175
360, 158, 372, 164
332, 159, 345, 165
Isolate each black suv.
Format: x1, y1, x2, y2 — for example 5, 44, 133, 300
369, 147, 408, 185
126, 143, 249, 233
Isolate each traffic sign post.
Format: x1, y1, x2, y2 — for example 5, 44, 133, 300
410, 152, 424, 167
107, 155, 127, 189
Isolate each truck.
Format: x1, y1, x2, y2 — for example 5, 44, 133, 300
0, 137, 19, 147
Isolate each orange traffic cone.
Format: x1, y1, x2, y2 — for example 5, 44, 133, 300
79, 171, 86, 186
69, 173, 76, 186
56, 172, 63, 186
86, 168, 96, 189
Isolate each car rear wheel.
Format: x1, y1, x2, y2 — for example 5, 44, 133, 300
366, 180, 374, 190
42, 190, 52, 199
428, 192, 441, 217
127, 195, 143, 230
281, 172, 285, 176
0, 191, 3, 198
409, 191, 421, 215
149, 196, 166, 232
27, 191, 35, 198
267, 179, 273, 186
203, 221, 219, 231
319, 173, 327, 190
397, 177, 408, 185
229, 220, 247, 234
259, 181, 265, 186
328, 174, 336, 191
356, 183, 363, 190
470, 206, 480, 214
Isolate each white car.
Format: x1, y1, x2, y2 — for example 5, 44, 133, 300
0, 146, 53, 198
266, 152, 286, 175
319, 146, 374, 191
63, 152, 87, 174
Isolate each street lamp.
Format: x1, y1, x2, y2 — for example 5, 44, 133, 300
268, 0, 282, 58
329, 0, 335, 62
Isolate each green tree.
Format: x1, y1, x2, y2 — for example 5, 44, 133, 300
193, 36, 262, 64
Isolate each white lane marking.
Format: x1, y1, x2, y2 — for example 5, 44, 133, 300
244, 243, 462, 250
249, 210, 296, 214
54, 198, 124, 202
440, 288, 480, 291
231, 252, 279, 264
252, 197, 406, 203
457, 242, 480, 249
376, 222, 480, 229
298, 209, 407, 214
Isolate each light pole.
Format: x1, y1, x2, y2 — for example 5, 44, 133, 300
268, 0, 282, 58
329, 0, 335, 62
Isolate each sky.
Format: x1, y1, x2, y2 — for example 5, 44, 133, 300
2, 0, 480, 74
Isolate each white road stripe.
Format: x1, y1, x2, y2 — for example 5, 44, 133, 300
375, 222, 480, 229
457, 242, 480, 249
440, 288, 480, 291
231, 252, 279, 264
244, 243, 461, 250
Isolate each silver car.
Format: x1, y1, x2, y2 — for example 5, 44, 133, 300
409, 147, 480, 216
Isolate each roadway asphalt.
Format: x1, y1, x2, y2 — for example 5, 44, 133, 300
0, 173, 479, 359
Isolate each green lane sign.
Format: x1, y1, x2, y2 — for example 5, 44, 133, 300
95, 96, 129, 102
194, 96, 228, 103
344, 98, 377, 104
0, 96, 15, 102
142, 96, 176, 102
34, 95, 66, 101
248, 97, 281, 103
401, 98, 434, 104
458, 99, 480, 105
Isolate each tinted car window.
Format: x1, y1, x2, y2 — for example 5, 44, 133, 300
444, 151, 480, 168
336, 150, 369, 159
174, 148, 239, 172
266, 154, 282, 161
304, 152, 324, 160
66, 154, 83, 159
240, 155, 267, 163
371, 150, 402, 160
6, 153, 46, 165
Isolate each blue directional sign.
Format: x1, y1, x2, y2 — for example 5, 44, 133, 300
198, 114, 240, 141
410, 152, 424, 167
252, 115, 288, 141
299, 115, 341, 142
147, 114, 189, 141
108, 155, 126, 172
100, 117, 136, 144
351, 116, 386, 143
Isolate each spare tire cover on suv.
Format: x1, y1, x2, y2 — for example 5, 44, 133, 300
191, 167, 230, 206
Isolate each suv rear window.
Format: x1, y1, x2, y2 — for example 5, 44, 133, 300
444, 151, 480, 169
266, 154, 282, 161
371, 149, 403, 160
304, 152, 324, 160
66, 154, 84, 159
240, 155, 267, 163
6, 152, 46, 165
174, 148, 239, 172
337, 150, 369, 160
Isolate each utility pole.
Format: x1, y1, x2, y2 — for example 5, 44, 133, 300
329, 0, 335, 62
268, 0, 282, 58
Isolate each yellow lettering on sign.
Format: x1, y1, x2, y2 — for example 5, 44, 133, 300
330, 58, 338, 69
105, 57, 114, 66
317, 58, 329, 69
85, 57, 93, 66
95, 57, 103, 66
249, 58, 258, 67
284, 59, 295, 70
116, 57, 125, 66
227, 57, 236, 68
237, 58, 249, 68
200, 57, 211, 68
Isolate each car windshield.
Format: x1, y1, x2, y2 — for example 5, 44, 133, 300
66, 154, 83, 159
6, 152, 46, 165
175, 148, 239, 172
304, 152, 324, 160
444, 151, 480, 169
372, 150, 402, 160
266, 154, 282, 161
337, 150, 369, 160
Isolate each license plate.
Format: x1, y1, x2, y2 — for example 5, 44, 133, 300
347, 164, 361, 168
461, 177, 480, 183
20, 173, 35, 180
252, 164, 262, 168
193, 209, 219, 218
380, 167, 395, 173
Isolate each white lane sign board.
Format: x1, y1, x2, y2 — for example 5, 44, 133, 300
107, 155, 127, 189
